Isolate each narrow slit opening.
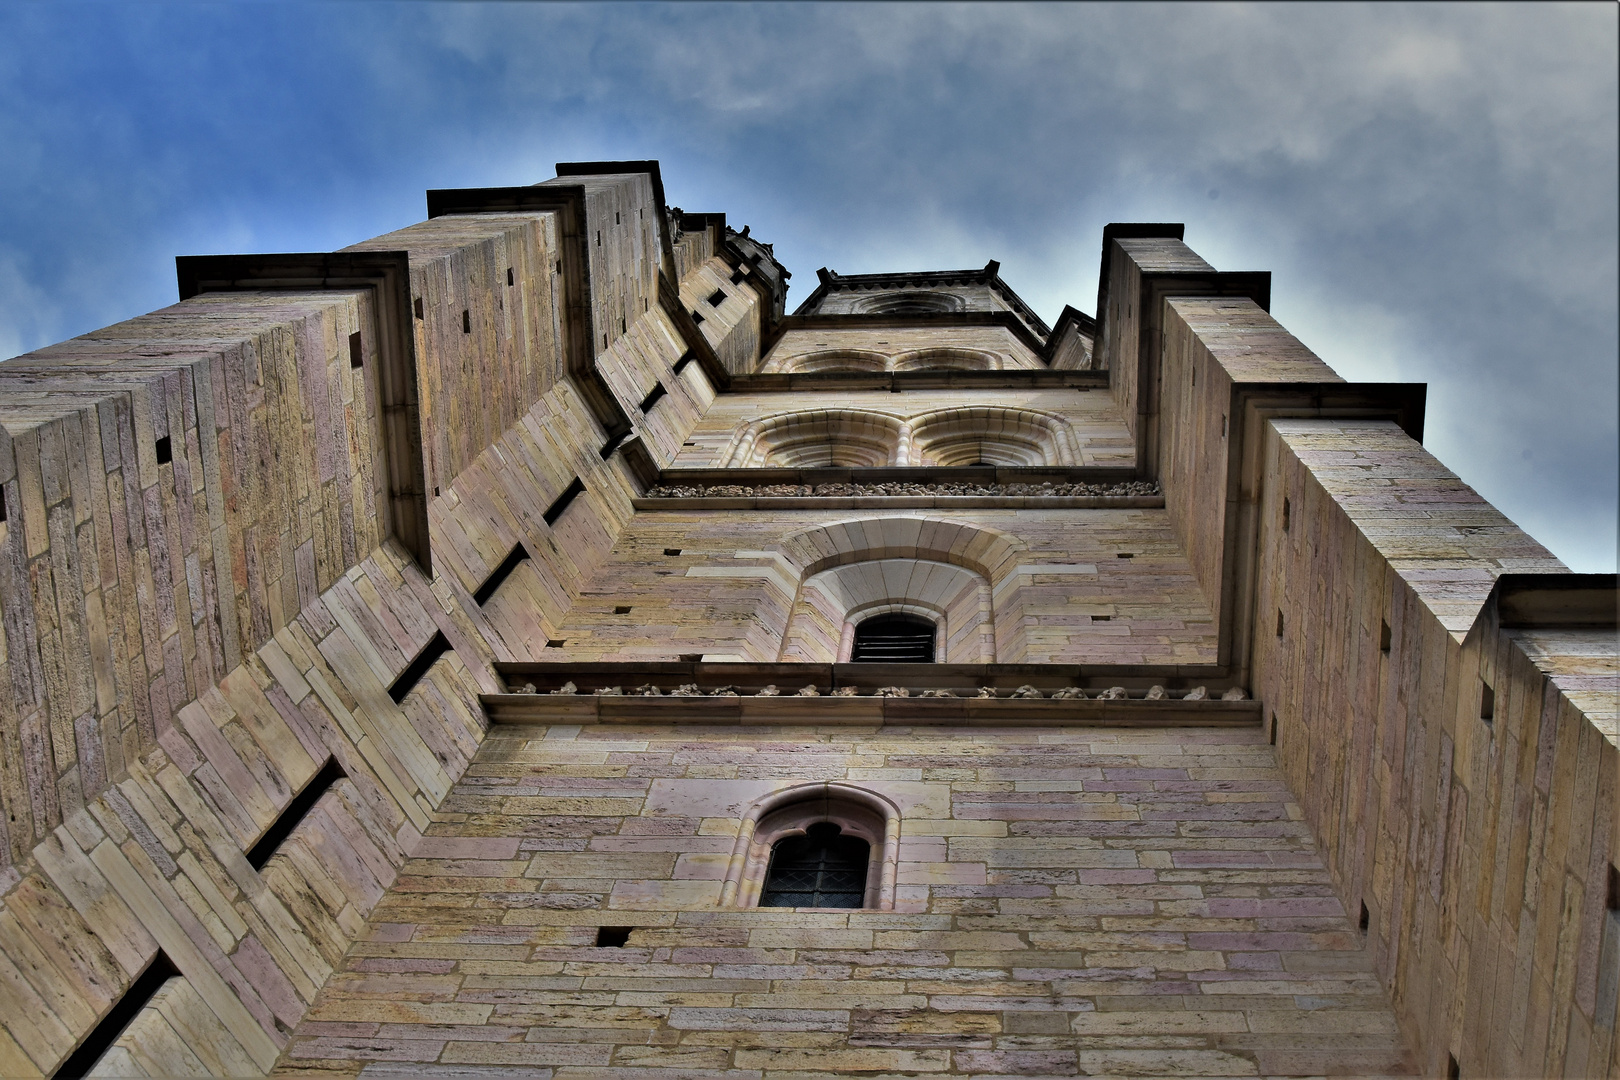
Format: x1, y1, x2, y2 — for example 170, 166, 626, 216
506, 267, 514, 287
663, 548, 683, 556
1276, 610, 1284, 638
1359, 901, 1370, 933
348, 331, 363, 369
154, 436, 172, 465
1480, 679, 1495, 722
638, 383, 667, 413
598, 432, 629, 460
413, 297, 424, 319
53, 951, 180, 1080
473, 543, 531, 606
543, 477, 586, 526
462, 309, 471, 334
247, 757, 347, 869
546, 639, 566, 648
672, 351, 696, 374
1380, 620, 1392, 654
614, 606, 632, 615
1282, 497, 1290, 533
388, 631, 451, 704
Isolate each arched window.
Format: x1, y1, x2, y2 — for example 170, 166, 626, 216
720, 783, 901, 910
851, 612, 937, 662
759, 823, 870, 908
852, 291, 963, 316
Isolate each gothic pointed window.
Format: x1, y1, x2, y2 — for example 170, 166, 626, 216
851, 612, 937, 662
759, 822, 870, 908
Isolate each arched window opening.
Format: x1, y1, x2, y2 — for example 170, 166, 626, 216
853, 291, 963, 316
759, 822, 870, 908
851, 612, 937, 663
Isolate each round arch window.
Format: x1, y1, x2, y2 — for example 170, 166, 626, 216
851, 612, 937, 663
759, 822, 870, 908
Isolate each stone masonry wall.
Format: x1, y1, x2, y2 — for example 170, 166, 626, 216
1253, 418, 1617, 1078
280, 720, 1412, 1078
0, 181, 769, 1075
542, 509, 1217, 666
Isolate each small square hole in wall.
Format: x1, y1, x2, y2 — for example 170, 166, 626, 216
1359, 900, 1370, 933
707, 289, 727, 307
1282, 497, 1291, 533
348, 331, 363, 369
1480, 679, 1495, 722
506, 267, 514, 287
663, 548, 682, 556
413, 297, 424, 319
731, 269, 747, 285
546, 639, 566, 648
154, 436, 172, 465
462, 309, 471, 334
596, 926, 632, 948
690, 310, 705, 325
614, 606, 632, 615
1380, 620, 1392, 654
1276, 610, 1284, 638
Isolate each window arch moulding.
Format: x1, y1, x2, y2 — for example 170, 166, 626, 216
779, 558, 995, 663
907, 406, 1081, 467
718, 408, 908, 467
720, 783, 902, 911
761, 348, 890, 375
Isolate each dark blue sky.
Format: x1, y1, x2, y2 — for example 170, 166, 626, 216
2, 2, 1614, 570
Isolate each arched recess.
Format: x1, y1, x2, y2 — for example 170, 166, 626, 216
890, 346, 1004, 372
906, 406, 1081, 467
769, 516, 1028, 662
773, 514, 1028, 581
851, 291, 964, 315
779, 559, 994, 663
720, 783, 902, 910
718, 409, 906, 467
761, 348, 890, 375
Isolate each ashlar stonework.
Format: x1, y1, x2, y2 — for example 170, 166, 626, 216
0, 164, 1611, 1079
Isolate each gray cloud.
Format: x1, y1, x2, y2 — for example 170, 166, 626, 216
0, 1, 1614, 568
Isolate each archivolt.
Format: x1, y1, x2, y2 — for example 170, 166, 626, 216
907, 406, 1081, 466
718, 409, 907, 467
761, 348, 890, 375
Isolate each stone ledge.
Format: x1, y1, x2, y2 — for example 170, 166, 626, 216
481, 693, 1261, 727
633, 495, 1167, 510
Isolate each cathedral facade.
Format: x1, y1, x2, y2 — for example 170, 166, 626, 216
0, 162, 1612, 1078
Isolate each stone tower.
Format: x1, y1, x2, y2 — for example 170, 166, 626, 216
0, 162, 1612, 1079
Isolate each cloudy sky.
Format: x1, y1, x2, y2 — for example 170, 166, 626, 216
1, 2, 1614, 570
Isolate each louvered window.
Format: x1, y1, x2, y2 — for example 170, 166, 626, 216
759, 822, 870, 908
851, 613, 937, 663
